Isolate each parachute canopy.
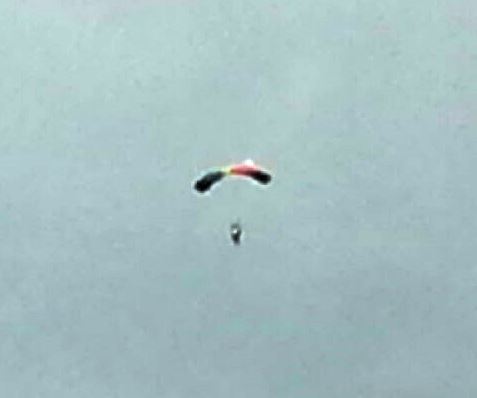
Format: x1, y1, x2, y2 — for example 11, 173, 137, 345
193, 159, 272, 194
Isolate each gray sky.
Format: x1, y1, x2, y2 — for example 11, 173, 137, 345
1, 1, 476, 397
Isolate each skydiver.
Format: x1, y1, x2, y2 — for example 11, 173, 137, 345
230, 222, 242, 245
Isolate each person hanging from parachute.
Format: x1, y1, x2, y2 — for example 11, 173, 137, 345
192, 159, 272, 245
229, 221, 242, 246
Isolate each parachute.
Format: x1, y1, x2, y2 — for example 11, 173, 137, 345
193, 159, 272, 245
193, 159, 272, 194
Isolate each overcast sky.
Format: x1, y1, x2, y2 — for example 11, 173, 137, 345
1, 1, 476, 397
